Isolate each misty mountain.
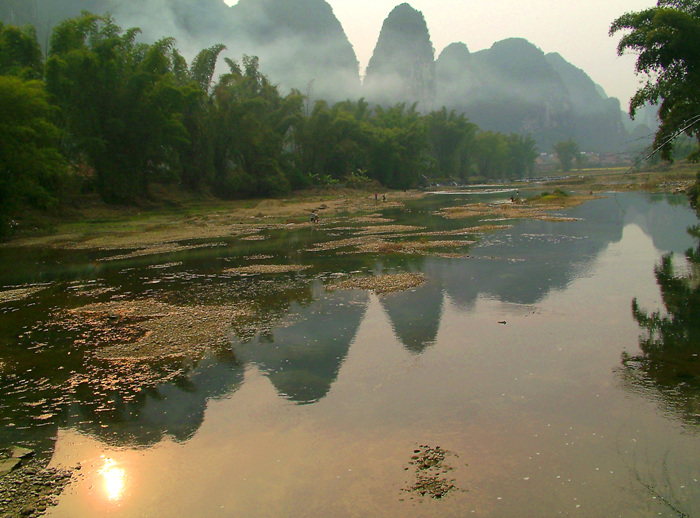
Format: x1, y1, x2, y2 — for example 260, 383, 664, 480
229, 0, 360, 101
363, 3, 436, 109
1, 0, 646, 152
545, 52, 628, 151
620, 102, 659, 153
434, 42, 472, 103
436, 38, 571, 149
434, 37, 637, 152
0, 0, 233, 57
0, 0, 360, 102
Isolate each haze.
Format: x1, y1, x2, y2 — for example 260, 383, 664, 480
226, 0, 655, 106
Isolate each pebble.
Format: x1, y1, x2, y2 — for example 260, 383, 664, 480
0, 454, 75, 518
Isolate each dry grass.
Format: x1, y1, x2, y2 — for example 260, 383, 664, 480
223, 264, 312, 275
356, 224, 425, 234
0, 286, 48, 304
355, 239, 471, 255
439, 193, 597, 222
6, 189, 422, 251
325, 273, 427, 295
58, 299, 249, 360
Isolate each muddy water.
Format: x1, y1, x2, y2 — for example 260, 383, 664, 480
1, 191, 700, 517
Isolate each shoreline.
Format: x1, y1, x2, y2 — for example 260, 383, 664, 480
1, 168, 696, 254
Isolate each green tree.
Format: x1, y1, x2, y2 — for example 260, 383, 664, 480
0, 75, 67, 236
367, 103, 429, 189
610, 0, 700, 160
553, 139, 579, 172
45, 13, 189, 202
505, 133, 538, 178
473, 131, 509, 179
0, 21, 43, 79
427, 108, 477, 181
209, 55, 302, 198
174, 44, 227, 191
292, 99, 371, 185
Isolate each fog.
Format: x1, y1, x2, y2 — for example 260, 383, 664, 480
0, 0, 651, 150
0, 0, 361, 101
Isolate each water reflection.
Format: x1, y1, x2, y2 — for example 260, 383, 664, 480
379, 274, 444, 354
1, 191, 698, 464
0, 264, 318, 457
0, 350, 245, 462
620, 215, 700, 427
232, 288, 369, 404
99, 458, 126, 501
422, 194, 699, 309
70, 354, 245, 447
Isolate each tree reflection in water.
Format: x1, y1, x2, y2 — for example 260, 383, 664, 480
623, 213, 700, 427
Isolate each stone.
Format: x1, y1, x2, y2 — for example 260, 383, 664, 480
10, 447, 34, 459
0, 458, 21, 477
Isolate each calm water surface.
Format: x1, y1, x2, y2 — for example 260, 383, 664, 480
1, 191, 699, 517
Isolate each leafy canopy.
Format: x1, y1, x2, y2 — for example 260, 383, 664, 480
0, 10, 547, 223
45, 13, 191, 202
610, 0, 700, 160
0, 22, 43, 79
0, 76, 67, 231
553, 139, 580, 172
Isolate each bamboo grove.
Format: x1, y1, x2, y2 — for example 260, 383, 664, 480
0, 13, 540, 230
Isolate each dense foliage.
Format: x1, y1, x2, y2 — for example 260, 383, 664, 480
0, 13, 540, 234
612, 1, 700, 430
0, 21, 66, 236
553, 139, 580, 172
611, 0, 700, 161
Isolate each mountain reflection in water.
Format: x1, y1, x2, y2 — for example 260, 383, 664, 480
232, 289, 369, 404
1, 191, 700, 516
226, 193, 700, 412
620, 204, 700, 428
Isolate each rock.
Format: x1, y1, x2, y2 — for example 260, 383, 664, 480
0, 458, 21, 477
11, 447, 34, 459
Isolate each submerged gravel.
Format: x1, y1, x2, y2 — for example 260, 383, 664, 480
0, 448, 77, 518
402, 444, 460, 500
325, 273, 426, 295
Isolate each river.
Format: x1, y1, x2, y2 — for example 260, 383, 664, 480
1, 190, 699, 517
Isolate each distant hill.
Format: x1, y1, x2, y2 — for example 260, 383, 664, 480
1, 0, 649, 151
443, 38, 576, 148
435, 37, 632, 152
545, 52, 628, 151
229, 0, 360, 101
434, 42, 472, 102
362, 3, 436, 109
0, 0, 360, 101
0, 0, 232, 50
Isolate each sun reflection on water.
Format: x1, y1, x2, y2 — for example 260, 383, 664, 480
99, 458, 126, 501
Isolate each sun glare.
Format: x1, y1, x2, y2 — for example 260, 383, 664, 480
99, 458, 126, 502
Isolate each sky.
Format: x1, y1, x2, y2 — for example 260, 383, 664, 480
228, 0, 656, 107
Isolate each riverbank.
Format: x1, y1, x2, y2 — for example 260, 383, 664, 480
4, 186, 421, 251
3, 166, 697, 252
